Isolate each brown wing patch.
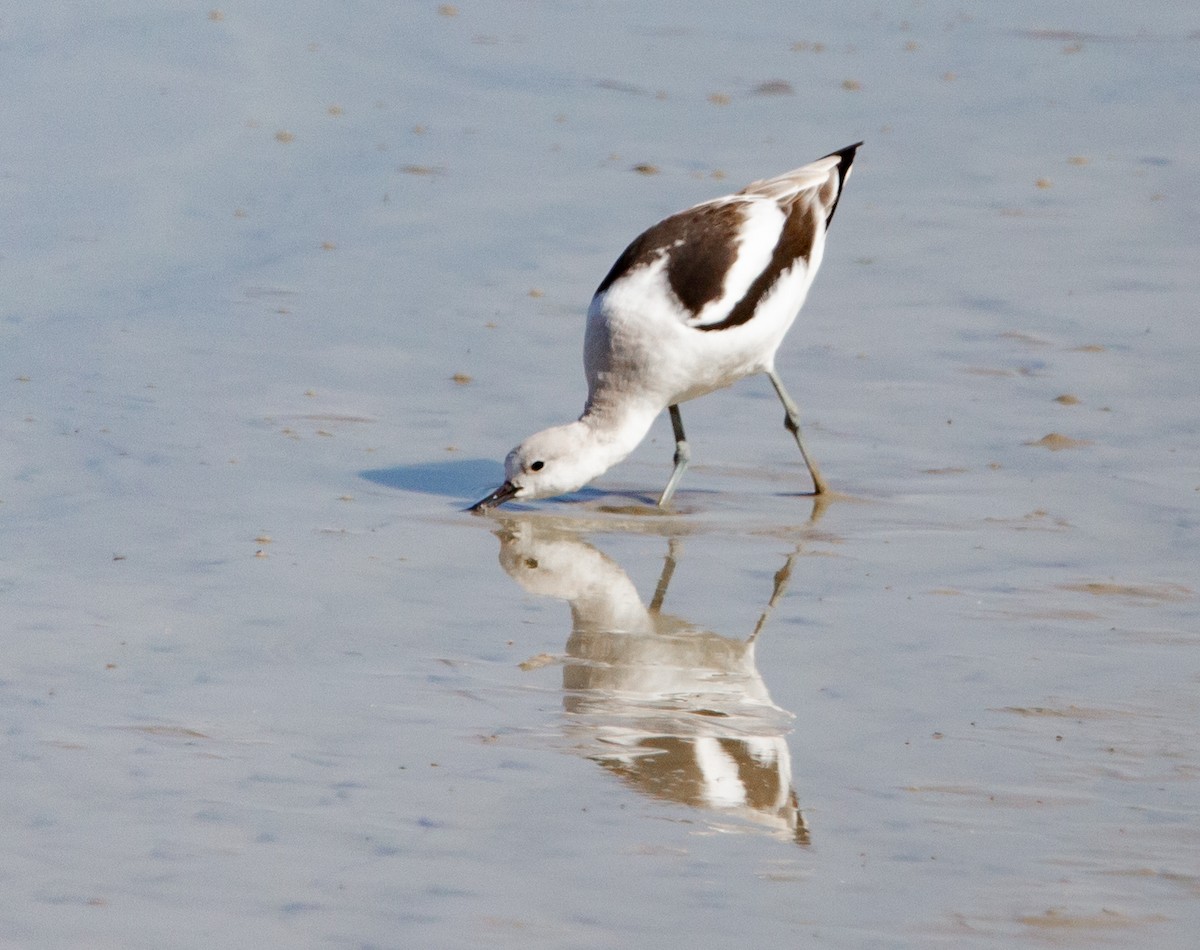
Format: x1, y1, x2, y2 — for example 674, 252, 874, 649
697, 197, 818, 331
593, 201, 746, 317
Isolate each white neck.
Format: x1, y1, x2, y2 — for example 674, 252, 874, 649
575, 395, 661, 479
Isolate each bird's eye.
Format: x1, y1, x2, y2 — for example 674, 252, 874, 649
530, 460, 544, 472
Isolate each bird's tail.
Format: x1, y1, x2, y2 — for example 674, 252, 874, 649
740, 142, 862, 228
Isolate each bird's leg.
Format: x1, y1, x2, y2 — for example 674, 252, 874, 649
657, 404, 690, 507
766, 370, 828, 495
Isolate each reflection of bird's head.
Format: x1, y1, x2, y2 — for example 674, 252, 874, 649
494, 520, 646, 622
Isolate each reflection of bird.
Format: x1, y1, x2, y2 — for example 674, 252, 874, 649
473, 144, 860, 511
495, 518, 808, 844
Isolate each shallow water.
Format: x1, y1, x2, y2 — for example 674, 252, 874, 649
3, 2, 1199, 947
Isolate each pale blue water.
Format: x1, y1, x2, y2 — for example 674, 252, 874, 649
3, 3, 1198, 947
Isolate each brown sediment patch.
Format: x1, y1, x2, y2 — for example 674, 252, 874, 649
983, 509, 1072, 531
1059, 582, 1192, 603
120, 725, 210, 739
401, 164, 445, 176
518, 653, 559, 671
1101, 867, 1200, 896
963, 366, 1017, 376
1018, 907, 1167, 930
902, 785, 1088, 808
994, 705, 1137, 720
1026, 432, 1092, 450
752, 80, 794, 96
1000, 331, 1052, 347
988, 607, 1104, 621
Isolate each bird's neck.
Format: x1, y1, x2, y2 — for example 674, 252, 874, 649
576, 395, 660, 472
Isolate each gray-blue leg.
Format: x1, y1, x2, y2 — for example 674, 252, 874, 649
657, 404, 690, 507
766, 370, 828, 495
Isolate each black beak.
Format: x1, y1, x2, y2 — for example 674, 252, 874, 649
469, 480, 519, 512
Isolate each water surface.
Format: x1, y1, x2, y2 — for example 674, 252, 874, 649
3, 2, 1198, 947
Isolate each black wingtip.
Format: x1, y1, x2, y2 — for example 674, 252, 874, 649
825, 141, 863, 164
821, 141, 862, 228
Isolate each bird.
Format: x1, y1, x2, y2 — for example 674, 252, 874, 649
471, 142, 860, 511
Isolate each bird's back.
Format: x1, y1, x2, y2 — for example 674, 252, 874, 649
585, 144, 860, 408
591, 144, 860, 334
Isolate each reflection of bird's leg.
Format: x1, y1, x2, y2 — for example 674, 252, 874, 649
790, 789, 811, 847
806, 490, 832, 525
749, 549, 800, 643
648, 537, 682, 614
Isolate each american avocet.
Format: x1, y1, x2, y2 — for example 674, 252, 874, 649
472, 143, 860, 510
